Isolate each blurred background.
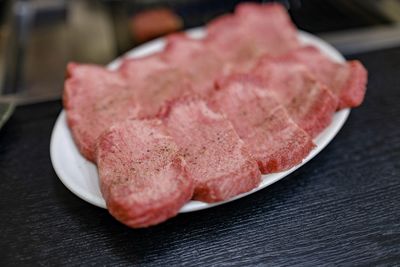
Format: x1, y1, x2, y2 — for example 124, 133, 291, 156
1, 0, 400, 104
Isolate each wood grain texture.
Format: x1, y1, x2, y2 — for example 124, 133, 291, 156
0, 47, 400, 266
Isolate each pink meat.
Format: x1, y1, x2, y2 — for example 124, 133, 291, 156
163, 34, 225, 96
206, 2, 300, 72
63, 63, 138, 162
210, 75, 315, 173
278, 46, 368, 109
251, 58, 338, 137
118, 54, 193, 118
162, 98, 261, 202
97, 119, 194, 228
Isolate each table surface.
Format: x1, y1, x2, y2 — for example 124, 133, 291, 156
1, 46, 400, 266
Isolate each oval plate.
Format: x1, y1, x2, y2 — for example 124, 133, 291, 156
50, 28, 350, 213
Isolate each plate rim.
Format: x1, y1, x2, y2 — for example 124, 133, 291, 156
50, 28, 350, 213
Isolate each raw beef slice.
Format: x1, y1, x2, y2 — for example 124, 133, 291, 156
163, 98, 261, 202
278, 46, 368, 109
163, 34, 224, 96
97, 119, 194, 228
252, 57, 338, 137
63, 63, 138, 162
211, 75, 315, 173
206, 2, 300, 72
118, 53, 193, 118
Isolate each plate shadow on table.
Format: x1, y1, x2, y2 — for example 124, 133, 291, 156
50, 160, 317, 263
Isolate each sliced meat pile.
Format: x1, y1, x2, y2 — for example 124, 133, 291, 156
63, 63, 138, 162
251, 57, 338, 137
210, 75, 315, 173
97, 119, 193, 228
162, 98, 261, 202
206, 2, 300, 72
62, 2, 368, 228
276, 46, 368, 109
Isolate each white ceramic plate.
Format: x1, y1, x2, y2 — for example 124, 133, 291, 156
50, 28, 350, 213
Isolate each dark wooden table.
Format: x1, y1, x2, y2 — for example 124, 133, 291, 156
0, 46, 399, 266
